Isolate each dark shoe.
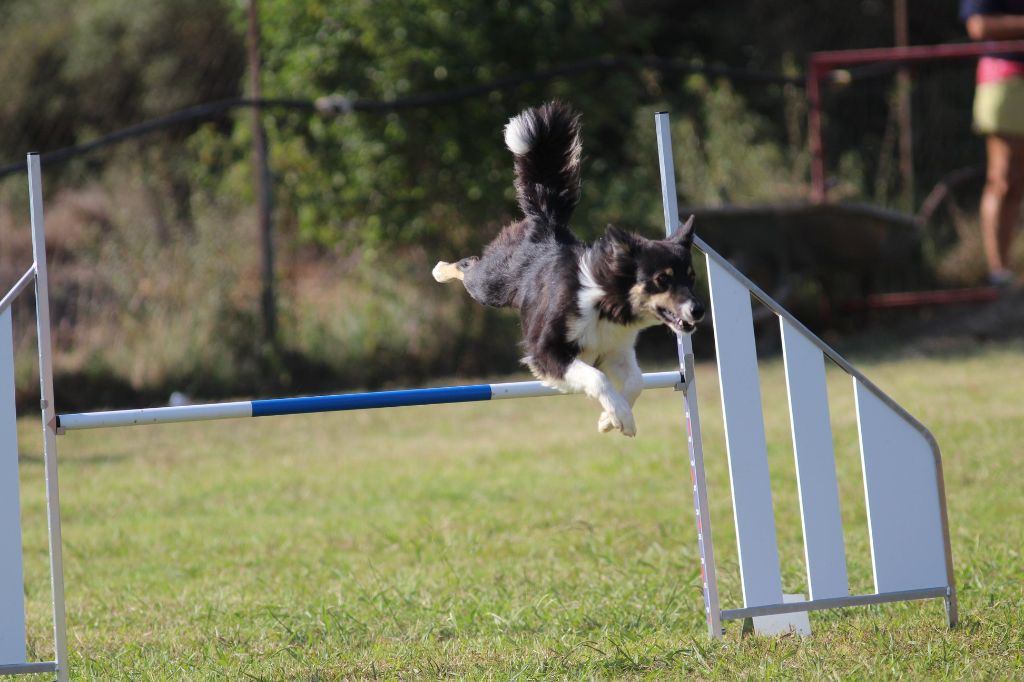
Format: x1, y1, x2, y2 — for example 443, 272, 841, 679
989, 270, 1015, 289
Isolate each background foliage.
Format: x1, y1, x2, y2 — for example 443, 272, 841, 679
0, 0, 1003, 406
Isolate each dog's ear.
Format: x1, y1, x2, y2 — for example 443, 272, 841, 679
604, 224, 636, 254
669, 214, 695, 248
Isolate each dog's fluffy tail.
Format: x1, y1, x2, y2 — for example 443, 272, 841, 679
504, 101, 581, 233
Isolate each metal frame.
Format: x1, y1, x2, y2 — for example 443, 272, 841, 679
808, 39, 1024, 201
654, 113, 957, 632
0, 155, 69, 680
692, 235, 957, 628
0, 152, 683, 682
0, 663, 58, 677
30, 153, 70, 682
655, 112, 723, 637
722, 586, 950, 621
0, 267, 35, 315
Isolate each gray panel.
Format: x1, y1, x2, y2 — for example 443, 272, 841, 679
707, 259, 783, 608
781, 320, 849, 600
855, 380, 948, 593
0, 309, 27, 665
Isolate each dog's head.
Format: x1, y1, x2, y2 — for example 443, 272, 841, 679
597, 216, 705, 335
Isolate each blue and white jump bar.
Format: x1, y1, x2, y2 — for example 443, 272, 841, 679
55, 371, 684, 432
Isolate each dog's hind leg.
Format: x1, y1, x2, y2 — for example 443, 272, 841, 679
432, 256, 479, 283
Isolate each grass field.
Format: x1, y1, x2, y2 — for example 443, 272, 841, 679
14, 339, 1024, 680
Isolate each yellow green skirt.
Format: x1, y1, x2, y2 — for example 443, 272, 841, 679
974, 77, 1024, 138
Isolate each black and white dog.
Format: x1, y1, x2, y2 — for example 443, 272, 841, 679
433, 101, 704, 436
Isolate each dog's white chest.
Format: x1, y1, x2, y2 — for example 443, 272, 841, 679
568, 306, 643, 363
568, 261, 650, 362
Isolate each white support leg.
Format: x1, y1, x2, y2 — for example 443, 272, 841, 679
28, 154, 70, 682
655, 112, 722, 637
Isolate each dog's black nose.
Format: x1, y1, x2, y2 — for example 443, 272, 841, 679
691, 300, 706, 322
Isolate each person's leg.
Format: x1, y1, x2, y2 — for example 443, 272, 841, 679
980, 134, 1024, 280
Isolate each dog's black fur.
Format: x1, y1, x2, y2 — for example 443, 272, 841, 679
434, 101, 704, 435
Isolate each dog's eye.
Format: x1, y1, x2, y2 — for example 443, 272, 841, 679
653, 271, 672, 290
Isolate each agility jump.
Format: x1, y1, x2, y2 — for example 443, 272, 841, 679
0, 113, 956, 681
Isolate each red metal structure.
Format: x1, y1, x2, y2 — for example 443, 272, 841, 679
842, 287, 1001, 313
808, 40, 1024, 202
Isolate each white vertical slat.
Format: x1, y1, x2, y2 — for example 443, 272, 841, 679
855, 379, 948, 593
0, 308, 27, 665
781, 320, 849, 600
707, 259, 783, 608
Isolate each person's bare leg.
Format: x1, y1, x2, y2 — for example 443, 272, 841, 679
980, 134, 1024, 278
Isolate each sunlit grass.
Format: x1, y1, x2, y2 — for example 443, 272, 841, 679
14, 341, 1024, 679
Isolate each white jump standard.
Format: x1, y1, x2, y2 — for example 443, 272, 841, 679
654, 111, 956, 635
1, 115, 957, 679
1, 154, 69, 680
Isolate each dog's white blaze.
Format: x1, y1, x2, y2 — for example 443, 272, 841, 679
580, 321, 644, 366
568, 253, 652, 363
504, 112, 535, 155
567, 255, 604, 346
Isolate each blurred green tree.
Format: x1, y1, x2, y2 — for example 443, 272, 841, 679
0, 0, 244, 168
253, 0, 710, 254
1, 0, 971, 250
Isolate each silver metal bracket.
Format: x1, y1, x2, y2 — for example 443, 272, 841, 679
676, 354, 698, 396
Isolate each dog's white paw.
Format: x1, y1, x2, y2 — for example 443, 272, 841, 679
598, 411, 617, 432
598, 398, 636, 437
618, 411, 637, 437
432, 261, 450, 282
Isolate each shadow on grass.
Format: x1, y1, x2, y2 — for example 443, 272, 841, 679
19, 450, 130, 466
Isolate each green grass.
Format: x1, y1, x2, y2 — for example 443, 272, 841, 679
14, 341, 1024, 680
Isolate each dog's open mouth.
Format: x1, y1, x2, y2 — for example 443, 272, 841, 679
655, 306, 696, 335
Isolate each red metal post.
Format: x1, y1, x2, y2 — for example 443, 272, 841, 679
247, 0, 277, 344
807, 58, 827, 203
894, 0, 915, 210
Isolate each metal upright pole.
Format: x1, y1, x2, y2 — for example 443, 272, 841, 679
807, 60, 828, 203
654, 113, 722, 638
247, 0, 277, 345
27, 154, 70, 682
894, 0, 915, 210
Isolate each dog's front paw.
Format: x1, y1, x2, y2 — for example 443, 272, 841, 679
618, 409, 637, 437
598, 400, 636, 437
